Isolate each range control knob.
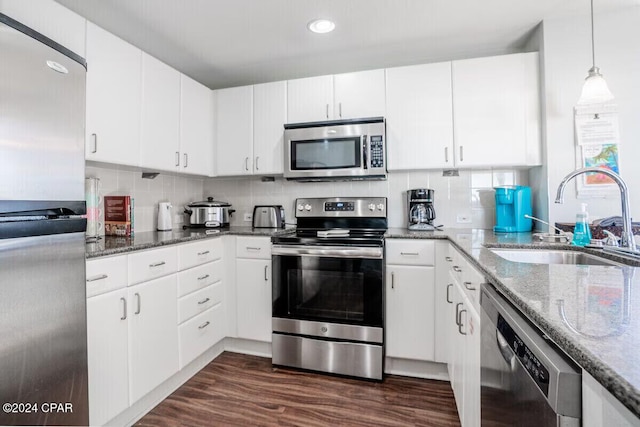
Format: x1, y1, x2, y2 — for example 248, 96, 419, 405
368, 203, 376, 211
297, 204, 304, 211
304, 204, 312, 211
377, 203, 385, 211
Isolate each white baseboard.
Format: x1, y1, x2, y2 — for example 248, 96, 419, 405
384, 357, 451, 382
107, 341, 225, 427
224, 337, 272, 358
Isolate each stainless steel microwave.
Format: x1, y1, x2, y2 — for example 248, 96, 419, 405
283, 117, 386, 181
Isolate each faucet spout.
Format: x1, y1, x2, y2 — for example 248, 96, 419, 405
555, 167, 636, 252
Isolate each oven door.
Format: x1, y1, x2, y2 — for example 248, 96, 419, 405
272, 244, 384, 328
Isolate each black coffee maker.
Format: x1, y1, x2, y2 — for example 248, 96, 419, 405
407, 189, 436, 230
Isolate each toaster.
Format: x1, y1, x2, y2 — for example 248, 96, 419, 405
252, 205, 285, 228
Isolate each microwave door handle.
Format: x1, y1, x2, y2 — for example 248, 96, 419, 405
362, 135, 368, 169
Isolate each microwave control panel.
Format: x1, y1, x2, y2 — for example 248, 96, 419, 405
369, 136, 384, 169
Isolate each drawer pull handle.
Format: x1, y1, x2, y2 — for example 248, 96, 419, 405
197, 274, 210, 281
445, 256, 453, 262
198, 297, 210, 305
198, 321, 210, 330
455, 302, 463, 326
86, 274, 108, 282
446, 284, 453, 303
400, 252, 419, 256
149, 261, 166, 268
453, 266, 462, 273
197, 250, 210, 256
135, 293, 141, 315
458, 310, 467, 335
120, 297, 127, 320
246, 246, 261, 251
464, 281, 476, 291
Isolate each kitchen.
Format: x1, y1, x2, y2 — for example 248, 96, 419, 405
1, 0, 640, 426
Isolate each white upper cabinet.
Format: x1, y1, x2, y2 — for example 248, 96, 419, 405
386, 62, 454, 170
287, 75, 334, 123
333, 69, 386, 120
452, 52, 541, 168
139, 53, 181, 172
180, 75, 213, 176
253, 81, 286, 175
287, 69, 385, 123
85, 22, 142, 166
213, 85, 254, 176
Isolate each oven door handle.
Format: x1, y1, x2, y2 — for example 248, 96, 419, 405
272, 245, 383, 259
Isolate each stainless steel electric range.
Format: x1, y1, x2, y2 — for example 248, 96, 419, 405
271, 197, 387, 380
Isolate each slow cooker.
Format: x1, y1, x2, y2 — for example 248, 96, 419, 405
184, 197, 234, 228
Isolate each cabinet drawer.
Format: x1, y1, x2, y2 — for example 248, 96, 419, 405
179, 303, 224, 368
178, 238, 223, 271
178, 281, 223, 324
128, 246, 178, 285
386, 239, 435, 265
177, 260, 222, 297
461, 262, 484, 312
236, 236, 271, 259
86, 255, 128, 297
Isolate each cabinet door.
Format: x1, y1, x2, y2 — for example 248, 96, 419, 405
85, 22, 141, 166
386, 62, 454, 170
128, 275, 179, 404
139, 53, 181, 172
334, 69, 386, 120
385, 265, 435, 361
434, 241, 453, 364
463, 303, 481, 427
287, 75, 334, 123
214, 86, 254, 176
180, 74, 213, 176
236, 258, 271, 342
87, 289, 129, 426
452, 52, 541, 168
451, 280, 466, 423
253, 81, 286, 175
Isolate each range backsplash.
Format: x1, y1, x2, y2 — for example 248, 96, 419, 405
204, 169, 530, 230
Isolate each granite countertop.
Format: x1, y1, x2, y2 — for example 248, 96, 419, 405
85, 226, 295, 258
387, 227, 640, 418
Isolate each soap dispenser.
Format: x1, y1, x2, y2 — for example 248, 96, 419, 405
572, 203, 592, 246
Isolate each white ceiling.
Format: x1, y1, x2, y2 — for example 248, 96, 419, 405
56, 0, 639, 89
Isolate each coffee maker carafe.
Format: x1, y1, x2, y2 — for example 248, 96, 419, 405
407, 189, 436, 230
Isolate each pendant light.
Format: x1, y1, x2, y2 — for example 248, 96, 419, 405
577, 0, 614, 105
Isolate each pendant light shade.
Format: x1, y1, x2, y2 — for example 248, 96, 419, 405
577, 0, 614, 105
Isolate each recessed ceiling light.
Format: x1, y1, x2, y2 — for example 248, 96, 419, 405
307, 19, 335, 34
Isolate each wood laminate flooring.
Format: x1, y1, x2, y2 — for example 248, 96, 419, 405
137, 352, 460, 427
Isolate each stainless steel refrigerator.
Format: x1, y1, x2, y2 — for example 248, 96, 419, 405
0, 13, 89, 426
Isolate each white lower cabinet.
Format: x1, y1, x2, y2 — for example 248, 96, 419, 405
236, 236, 272, 342
385, 239, 436, 362
179, 301, 224, 368
583, 371, 640, 426
386, 265, 435, 360
128, 274, 179, 404
87, 287, 129, 427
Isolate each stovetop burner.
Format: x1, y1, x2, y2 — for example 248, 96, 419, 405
272, 197, 388, 247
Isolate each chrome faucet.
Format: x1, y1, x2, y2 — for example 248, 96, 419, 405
555, 167, 637, 253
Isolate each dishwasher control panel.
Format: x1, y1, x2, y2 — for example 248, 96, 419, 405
498, 314, 550, 396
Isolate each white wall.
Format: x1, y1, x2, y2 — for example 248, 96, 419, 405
541, 6, 640, 225
86, 165, 205, 232
204, 169, 529, 229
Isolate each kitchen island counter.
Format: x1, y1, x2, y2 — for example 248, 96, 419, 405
387, 227, 640, 419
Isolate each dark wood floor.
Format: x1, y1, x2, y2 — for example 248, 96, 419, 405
136, 352, 460, 427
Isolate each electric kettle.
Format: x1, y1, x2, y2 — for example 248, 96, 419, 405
157, 202, 173, 231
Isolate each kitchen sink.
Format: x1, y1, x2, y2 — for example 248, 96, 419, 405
488, 248, 621, 266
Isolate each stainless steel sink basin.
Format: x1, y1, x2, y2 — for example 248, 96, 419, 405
488, 248, 620, 266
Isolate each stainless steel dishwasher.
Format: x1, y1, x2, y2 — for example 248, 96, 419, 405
480, 283, 581, 426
